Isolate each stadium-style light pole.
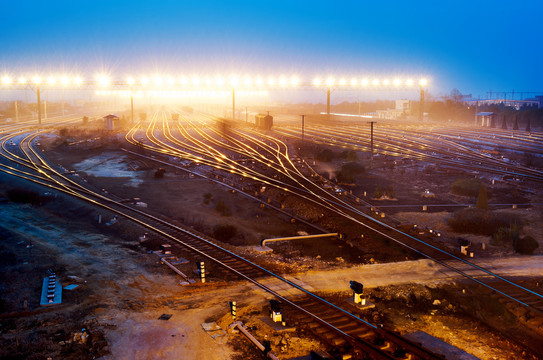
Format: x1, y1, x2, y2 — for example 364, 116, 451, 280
33, 77, 42, 125
419, 78, 427, 122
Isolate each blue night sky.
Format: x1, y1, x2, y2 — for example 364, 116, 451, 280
1, 0, 542, 99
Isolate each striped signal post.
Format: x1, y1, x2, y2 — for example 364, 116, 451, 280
230, 301, 237, 320
199, 261, 205, 283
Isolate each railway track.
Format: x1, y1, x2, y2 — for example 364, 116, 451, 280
0, 126, 446, 359
1, 115, 542, 358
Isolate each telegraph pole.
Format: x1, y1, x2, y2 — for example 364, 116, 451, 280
326, 87, 331, 120
130, 87, 134, 123
14, 101, 18, 122
419, 86, 425, 122
368, 121, 376, 161
301, 114, 305, 143
232, 88, 236, 121
37, 85, 41, 125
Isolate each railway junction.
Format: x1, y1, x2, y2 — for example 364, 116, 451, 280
0, 79, 542, 359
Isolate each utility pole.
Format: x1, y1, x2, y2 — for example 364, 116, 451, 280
232, 88, 236, 121
37, 85, 42, 125
44, 100, 47, 120
368, 121, 376, 161
419, 86, 425, 122
301, 114, 305, 143
14, 100, 18, 123
130, 87, 134, 123
245, 106, 248, 122
326, 87, 331, 120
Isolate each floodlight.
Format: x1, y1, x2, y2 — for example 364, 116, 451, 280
313, 77, 322, 86
372, 79, 380, 86
33, 76, 42, 85
350, 78, 358, 86
325, 77, 334, 86
60, 76, 70, 86
406, 79, 414, 86
255, 77, 263, 86
290, 76, 299, 86
279, 76, 287, 87
167, 77, 175, 86
215, 76, 224, 87
127, 77, 135, 86
339, 78, 346, 86
204, 77, 212, 86
267, 76, 276, 86
191, 76, 200, 86
179, 77, 188, 86
154, 76, 163, 86
419, 78, 428, 87
229, 76, 239, 87
18, 77, 27, 85
1, 76, 12, 85
383, 79, 390, 86
47, 77, 56, 85
243, 76, 253, 87
74, 76, 83, 86
361, 78, 369, 86
393, 79, 401, 87
97, 75, 110, 87
141, 77, 150, 86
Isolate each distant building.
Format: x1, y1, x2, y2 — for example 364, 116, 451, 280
464, 99, 539, 110
254, 113, 273, 130
103, 114, 119, 130
476, 112, 493, 127
375, 100, 412, 120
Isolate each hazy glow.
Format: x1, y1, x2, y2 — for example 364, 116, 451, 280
96, 74, 110, 87
32, 76, 42, 85
0, 72, 431, 90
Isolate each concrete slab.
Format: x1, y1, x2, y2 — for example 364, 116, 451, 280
253, 246, 273, 253
259, 316, 296, 333
345, 297, 376, 310
404, 331, 480, 360
40, 278, 62, 306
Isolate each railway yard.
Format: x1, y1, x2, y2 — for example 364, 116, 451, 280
1, 110, 543, 360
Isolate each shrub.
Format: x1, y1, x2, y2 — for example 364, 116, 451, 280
475, 184, 489, 210
213, 224, 237, 242
513, 236, 539, 255
203, 193, 213, 204
374, 186, 395, 199
316, 148, 334, 162
451, 178, 482, 197
215, 200, 231, 216
492, 227, 520, 245
448, 208, 522, 236
336, 162, 365, 184
154, 168, 166, 178
6, 188, 46, 205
